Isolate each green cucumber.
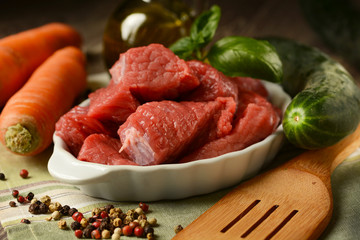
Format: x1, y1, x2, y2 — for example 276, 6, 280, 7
266, 37, 360, 149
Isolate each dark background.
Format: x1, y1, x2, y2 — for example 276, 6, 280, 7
0, 0, 358, 79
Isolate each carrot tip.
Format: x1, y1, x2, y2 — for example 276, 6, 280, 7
5, 123, 33, 154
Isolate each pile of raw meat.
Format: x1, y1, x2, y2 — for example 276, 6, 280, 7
55, 44, 281, 166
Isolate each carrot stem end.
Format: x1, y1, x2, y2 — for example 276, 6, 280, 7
5, 123, 33, 154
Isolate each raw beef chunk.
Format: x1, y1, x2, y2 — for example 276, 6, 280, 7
118, 97, 236, 166
111, 44, 200, 101
88, 44, 199, 123
230, 76, 268, 98
180, 60, 238, 102
180, 92, 281, 162
55, 106, 111, 157
77, 134, 138, 165
87, 81, 140, 123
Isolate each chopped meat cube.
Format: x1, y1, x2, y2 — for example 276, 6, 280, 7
78, 134, 138, 165
118, 97, 236, 165
87, 44, 199, 123
55, 106, 112, 157
180, 60, 238, 102
180, 92, 281, 162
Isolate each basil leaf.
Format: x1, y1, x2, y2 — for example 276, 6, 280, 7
169, 36, 196, 60
190, 5, 221, 49
207, 36, 283, 83
170, 5, 221, 60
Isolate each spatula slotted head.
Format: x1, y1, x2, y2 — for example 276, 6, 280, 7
173, 168, 332, 240
173, 124, 360, 240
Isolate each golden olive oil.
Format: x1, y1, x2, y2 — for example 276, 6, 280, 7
103, 0, 193, 69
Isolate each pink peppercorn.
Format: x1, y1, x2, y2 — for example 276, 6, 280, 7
74, 229, 83, 238
134, 226, 144, 237
17, 196, 25, 203
139, 202, 149, 212
92, 221, 101, 229
91, 229, 101, 239
12, 190, 19, 198
72, 212, 84, 222
129, 221, 139, 229
100, 211, 108, 219
20, 169, 28, 178
21, 219, 30, 224
122, 225, 133, 236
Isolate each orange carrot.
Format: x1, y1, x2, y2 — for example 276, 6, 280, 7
0, 22, 82, 107
0, 46, 87, 156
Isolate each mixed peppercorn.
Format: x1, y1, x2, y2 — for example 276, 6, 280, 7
64, 201, 157, 239
8, 188, 184, 238
10, 189, 157, 239
0, 168, 29, 181
3, 168, 184, 237
68, 202, 157, 239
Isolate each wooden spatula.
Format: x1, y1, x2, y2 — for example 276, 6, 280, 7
172, 124, 360, 240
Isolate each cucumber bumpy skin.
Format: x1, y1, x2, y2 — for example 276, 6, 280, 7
267, 38, 360, 149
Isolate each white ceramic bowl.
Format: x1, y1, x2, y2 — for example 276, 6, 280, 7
48, 81, 291, 201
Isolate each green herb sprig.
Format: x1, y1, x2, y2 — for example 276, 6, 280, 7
170, 5, 283, 83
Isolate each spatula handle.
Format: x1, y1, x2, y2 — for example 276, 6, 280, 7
284, 124, 360, 183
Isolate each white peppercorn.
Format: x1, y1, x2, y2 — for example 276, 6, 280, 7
111, 233, 121, 240
51, 210, 61, 220
58, 219, 67, 230
40, 195, 51, 206
139, 219, 149, 228
147, 232, 154, 240
148, 217, 157, 226
113, 218, 122, 227
113, 227, 122, 235
80, 218, 88, 228
49, 202, 62, 212
102, 229, 111, 239
135, 207, 144, 215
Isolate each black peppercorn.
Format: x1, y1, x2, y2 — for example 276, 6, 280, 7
70, 221, 81, 231
119, 212, 127, 220
29, 202, 41, 214
99, 221, 110, 231
174, 225, 183, 234
105, 204, 114, 213
0, 173, 5, 180
133, 212, 140, 220
144, 225, 154, 234
26, 192, 34, 201
101, 217, 110, 223
107, 224, 115, 234
67, 207, 77, 216
60, 205, 71, 216
21, 219, 31, 224
39, 202, 49, 214
83, 225, 95, 238
88, 216, 97, 223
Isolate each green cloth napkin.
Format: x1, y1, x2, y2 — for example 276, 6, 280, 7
1, 140, 360, 240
